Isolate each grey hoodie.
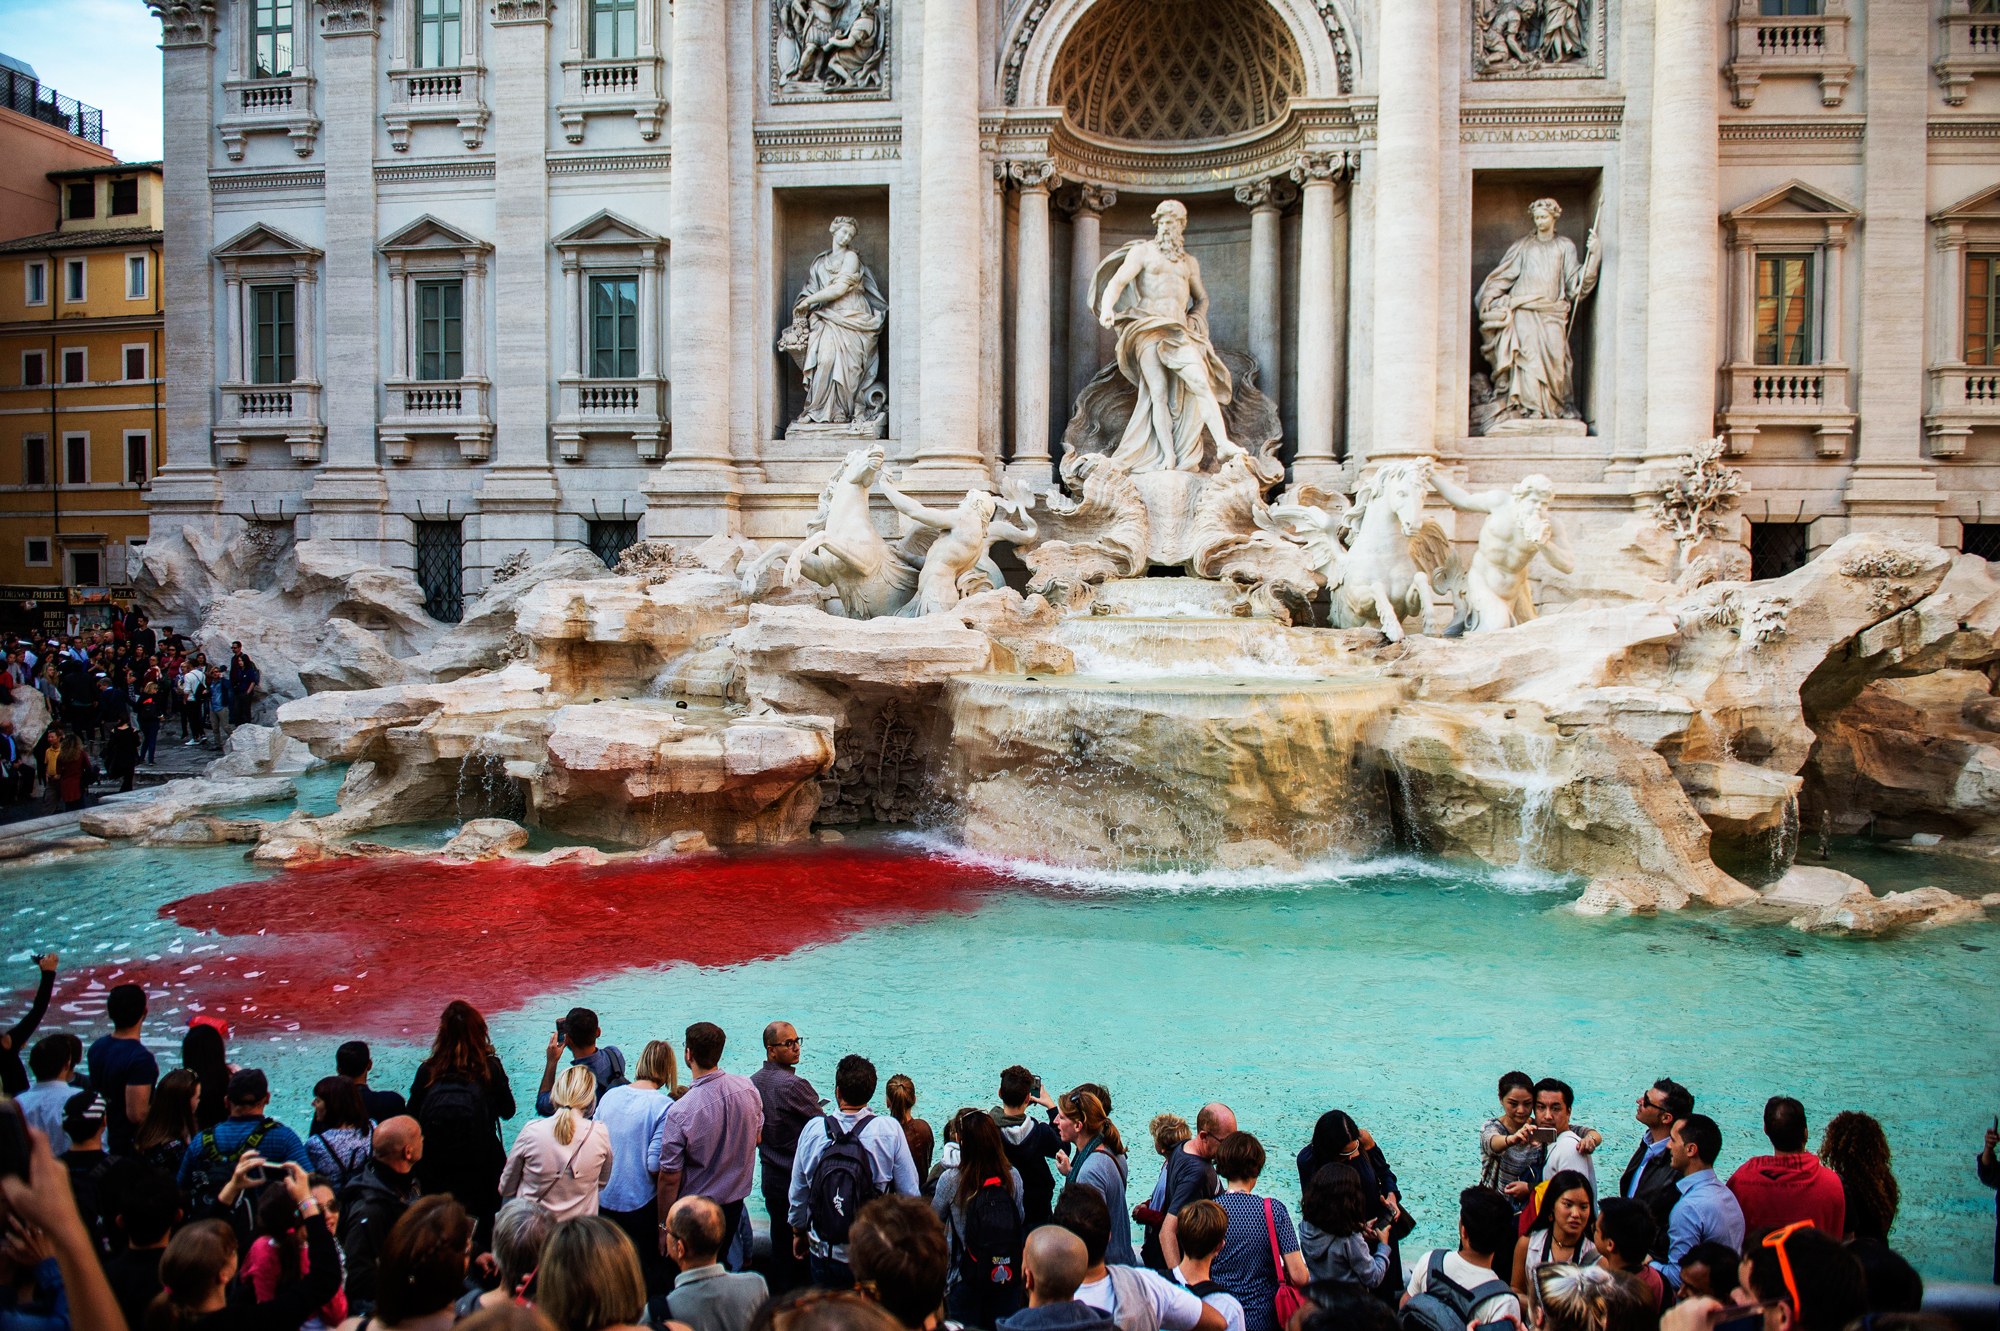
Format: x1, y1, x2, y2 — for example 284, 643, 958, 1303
1299, 1220, 1389, 1289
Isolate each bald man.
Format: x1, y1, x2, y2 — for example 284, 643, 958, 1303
997, 1227, 1114, 1331
337, 1115, 424, 1314
666, 1195, 769, 1331
753, 1019, 820, 1291
1156, 1103, 1235, 1268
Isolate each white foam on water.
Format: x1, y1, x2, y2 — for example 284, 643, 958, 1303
890, 831, 1564, 898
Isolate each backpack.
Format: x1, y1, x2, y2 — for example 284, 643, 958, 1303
186, 1118, 276, 1210
1398, 1251, 1513, 1331
953, 1176, 1025, 1292
808, 1113, 881, 1245
418, 1074, 491, 1143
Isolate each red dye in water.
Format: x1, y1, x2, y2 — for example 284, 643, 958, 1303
71, 846, 1006, 1038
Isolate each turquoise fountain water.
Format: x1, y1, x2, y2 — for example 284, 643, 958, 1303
1, 769, 1994, 1281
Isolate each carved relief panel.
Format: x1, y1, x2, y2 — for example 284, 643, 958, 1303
771, 0, 890, 102
1471, 0, 1605, 79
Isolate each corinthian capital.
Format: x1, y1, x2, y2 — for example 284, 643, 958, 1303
316, 1, 386, 37
148, 0, 217, 47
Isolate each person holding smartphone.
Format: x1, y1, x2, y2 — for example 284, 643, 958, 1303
0, 951, 57, 1097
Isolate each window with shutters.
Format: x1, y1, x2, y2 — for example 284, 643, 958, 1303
61, 350, 86, 384
110, 178, 139, 216
589, 276, 640, 378
125, 432, 150, 484
20, 352, 44, 388
65, 182, 94, 221
1755, 255, 1815, 366
416, 279, 463, 381
417, 0, 463, 67
123, 345, 148, 381
1966, 254, 2000, 365
591, 0, 638, 57
22, 437, 46, 489
62, 434, 88, 487
252, 284, 296, 385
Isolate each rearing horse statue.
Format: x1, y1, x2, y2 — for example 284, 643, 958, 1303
780, 445, 919, 618
1327, 458, 1456, 642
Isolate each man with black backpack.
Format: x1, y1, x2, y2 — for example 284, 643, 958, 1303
1396, 1186, 1521, 1331
338, 1115, 424, 1315
176, 1069, 309, 1210
787, 1053, 920, 1288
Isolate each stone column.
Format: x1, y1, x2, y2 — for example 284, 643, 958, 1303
1367, 0, 1442, 464
1293, 154, 1352, 481
388, 260, 408, 379
1236, 178, 1284, 405
909, 0, 988, 483
480, 0, 561, 565
659, 0, 733, 472
1009, 159, 1057, 481
1066, 184, 1116, 410
1642, 0, 1720, 467
224, 276, 244, 383
145, 2, 221, 532
1842, 0, 1940, 531
305, 1, 390, 561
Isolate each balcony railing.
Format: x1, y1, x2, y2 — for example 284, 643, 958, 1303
1924, 364, 2000, 457
0, 67, 104, 145
1726, 5, 1853, 108
217, 381, 325, 464
380, 378, 494, 462
557, 56, 666, 142
554, 375, 668, 461
1720, 362, 1854, 457
1937, 9, 2000, 105
385, 65, 488, 151
219, 73, 318, 159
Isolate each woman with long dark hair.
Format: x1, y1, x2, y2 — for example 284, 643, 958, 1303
1509, 1169, 1596, 1295
1820, 1111, 1900, 1240
181, 1023, 231, 1131
243, 1179, 347, 1330
932, 1108, 1026, 1326
305, 1076, 373, 1190
133, 1068, 202, 1176
407, 999, 516, 1226
1299, 1162, 1388, 1296
1296, 1110, 1409, 1299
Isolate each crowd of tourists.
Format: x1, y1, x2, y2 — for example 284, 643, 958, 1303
0, 609, 262, 815
0, 959, 1993, 1331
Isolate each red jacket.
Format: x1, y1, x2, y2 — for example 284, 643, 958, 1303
1727, 1152, 1846, 1237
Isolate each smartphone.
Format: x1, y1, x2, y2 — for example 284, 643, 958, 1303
555, 1017, 569, 1044
242, 1161, 267, 1186
1031, 1076, 1043, 1097
1529, 1126, 1560, 1145
0, 1100, 29, 1181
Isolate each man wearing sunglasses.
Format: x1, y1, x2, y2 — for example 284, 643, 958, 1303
1661, 1222, 1865, 1331
1658, 1114, 1744, 1294
1619, 1078, 1693, 1260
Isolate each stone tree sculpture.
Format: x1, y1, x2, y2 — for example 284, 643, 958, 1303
1472, 198, 1602, 435
1652, 434, 1747, 576
779, 216, 887, 438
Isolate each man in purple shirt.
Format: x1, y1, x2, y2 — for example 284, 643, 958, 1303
751, 1020, 822, 1292
653, 1021, 765, 1270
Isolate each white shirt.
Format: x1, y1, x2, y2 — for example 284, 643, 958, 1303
16, 1079, 73, 1156
1403, 1250, 1522, 1326
1172, 1267, 1246, 1331
1079, 1266, 1208, 1331
1543, 1129, 1597, 1194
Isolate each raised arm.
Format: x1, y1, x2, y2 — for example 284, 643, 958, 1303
1427, 470, 1496, 513
877, 474, 954, 531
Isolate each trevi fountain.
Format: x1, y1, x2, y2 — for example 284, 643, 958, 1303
5, 202, 1999, 1279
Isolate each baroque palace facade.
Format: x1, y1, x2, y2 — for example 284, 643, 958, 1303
147, 0, 2000, 617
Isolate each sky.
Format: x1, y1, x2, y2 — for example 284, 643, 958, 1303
0, 0, 164, 162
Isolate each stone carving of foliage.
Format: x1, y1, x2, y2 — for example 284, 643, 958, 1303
1652, 435, 1746, 561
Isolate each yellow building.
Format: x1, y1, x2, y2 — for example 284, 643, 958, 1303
0, 162, 162, 626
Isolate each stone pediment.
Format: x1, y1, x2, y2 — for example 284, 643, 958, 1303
378, 215, 491, 254
1724, 180, 1858, 224
551, 209, 665, 248
211, 221, 323, 260
1932, 182, 2000, 224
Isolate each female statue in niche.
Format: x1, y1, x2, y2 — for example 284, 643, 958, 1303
780, 216, 888, 434
1473, 197, 1602, 434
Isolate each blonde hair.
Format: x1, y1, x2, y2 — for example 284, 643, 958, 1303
1149, 1113, 1192, 1158
635, 1040, 682, 1096
536, 1216, 647, 1331
550, 1064, 597, 1147
1533, 1263, 1651, 1331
